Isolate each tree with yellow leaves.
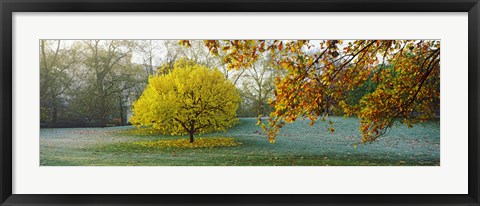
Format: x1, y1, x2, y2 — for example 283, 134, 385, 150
130, 61, 240, 143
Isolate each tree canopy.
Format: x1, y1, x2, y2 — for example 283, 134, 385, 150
130, 60, 240, 143
181, 40, 440, 143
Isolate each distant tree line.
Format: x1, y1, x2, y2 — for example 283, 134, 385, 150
40, 40, 275, 127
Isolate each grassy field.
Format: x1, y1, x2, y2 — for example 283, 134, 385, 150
40, 117, 440, 166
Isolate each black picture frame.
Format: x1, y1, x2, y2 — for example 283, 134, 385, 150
1, 0, 479, 205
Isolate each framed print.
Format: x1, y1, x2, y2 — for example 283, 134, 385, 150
1, 0, 479, 205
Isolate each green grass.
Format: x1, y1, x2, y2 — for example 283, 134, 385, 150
40, 117, 440, 166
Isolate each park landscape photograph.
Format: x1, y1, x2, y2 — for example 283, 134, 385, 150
40, 39, 440, 166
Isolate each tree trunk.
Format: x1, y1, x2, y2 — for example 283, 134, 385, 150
149, 56, 154, 75
99, 95, 106, 127
48, 93, 58, 127
189, 132, 194, 143
97, 77, 106, 127
52, 101, 57, 125
119, 96, 125, 126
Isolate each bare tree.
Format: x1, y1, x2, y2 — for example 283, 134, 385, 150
135, 40, 161, 76
240, 55, 277, 117
40, 40, 78, 126
82, 40, 133, 127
